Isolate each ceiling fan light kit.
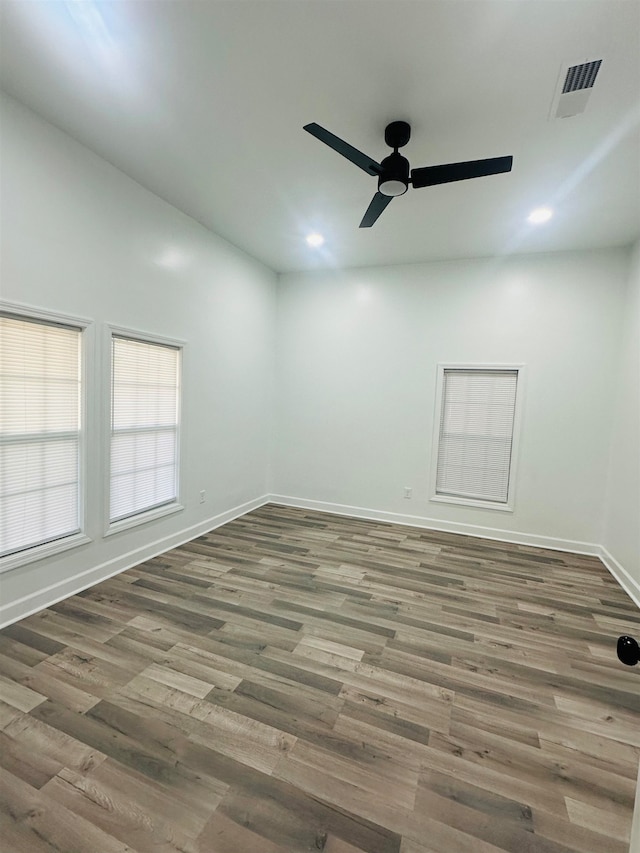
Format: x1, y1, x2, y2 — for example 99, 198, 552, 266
304, 120, 513, 228
378, 158, 409, 197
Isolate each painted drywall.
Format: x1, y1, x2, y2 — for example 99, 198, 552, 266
1, 90, 637, 624
603, 240, 640, 590
274, 250, 629, 552
0, 93, 277, 623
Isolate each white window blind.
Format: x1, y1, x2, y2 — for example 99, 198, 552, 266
110, 336, 180, 523
0, 314, 82, 558
436, 369, 518, 504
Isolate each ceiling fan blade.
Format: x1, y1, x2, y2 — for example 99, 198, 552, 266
359, 192, 393, 228
304, 123, 382, 176
411, 156, 513, 189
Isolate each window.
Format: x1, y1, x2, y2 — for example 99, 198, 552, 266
431, 365, 522, 510
1, 311, 87, 564
109, 334, 181, 528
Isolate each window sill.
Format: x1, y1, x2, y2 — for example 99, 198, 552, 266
0, 532, 92, 574
105, 502, 184, 537
430, 494, 514, 513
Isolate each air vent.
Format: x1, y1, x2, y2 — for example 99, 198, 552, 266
550, 58, 604, 119
562, 60, 602, 93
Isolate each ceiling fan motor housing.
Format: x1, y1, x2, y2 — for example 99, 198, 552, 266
379, 152, 410, 196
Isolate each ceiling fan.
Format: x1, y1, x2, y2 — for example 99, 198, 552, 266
303, 121, 513, 228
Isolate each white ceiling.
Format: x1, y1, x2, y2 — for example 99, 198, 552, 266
1, 1, 638, 274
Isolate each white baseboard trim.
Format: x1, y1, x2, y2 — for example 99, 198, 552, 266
0, 495, 270, 629
268, 494, 603, 557
3, 493, 637, 628
270, 494, 640, 610
598, 546, 640, 610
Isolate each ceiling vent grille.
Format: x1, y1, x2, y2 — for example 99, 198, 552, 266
562, 60, 602, 93
550, 58, 604, 119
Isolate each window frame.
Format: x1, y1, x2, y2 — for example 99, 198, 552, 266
103, 324, 185, 537
0, 302, 93, 573
429, 363, 525, 513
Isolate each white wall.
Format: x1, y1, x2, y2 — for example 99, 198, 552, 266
274, 249, 629, 552
0, 93, 277, 624
1, 91, 637, 624
603, 240, 640, 593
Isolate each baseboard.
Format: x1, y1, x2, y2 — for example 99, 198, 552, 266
270, 494, 640, 610
598, 546, 640, 610
0, 495, 270, 628
3, 493, 637, 627
268, 493, 603, 557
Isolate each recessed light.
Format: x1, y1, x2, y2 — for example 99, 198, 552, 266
528, 207, 553, 224
305, 232, 325, 248
156, 247, 186, 268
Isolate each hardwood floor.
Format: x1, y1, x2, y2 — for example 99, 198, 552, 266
1, 503, 639, 852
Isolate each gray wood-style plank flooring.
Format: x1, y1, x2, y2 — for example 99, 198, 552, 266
1, 503, 639, 852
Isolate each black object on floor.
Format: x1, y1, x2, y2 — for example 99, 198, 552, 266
617, 635, 640, 666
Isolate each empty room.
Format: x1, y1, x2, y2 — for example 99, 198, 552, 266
0, 1, 639, 852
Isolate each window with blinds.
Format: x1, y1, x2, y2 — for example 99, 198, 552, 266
435, 368, 519, 506
0, 313, 82, 558
110, 335, 180, 524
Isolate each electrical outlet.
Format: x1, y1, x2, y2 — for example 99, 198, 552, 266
404, 486, 412, 499
199, 490, 206, 504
